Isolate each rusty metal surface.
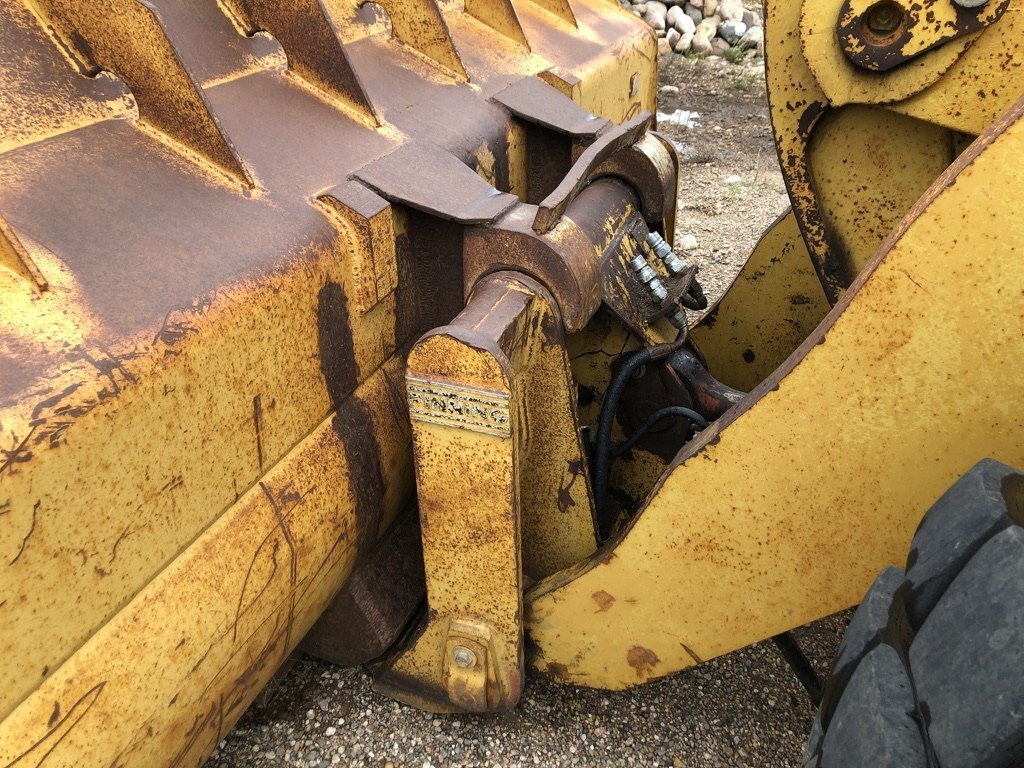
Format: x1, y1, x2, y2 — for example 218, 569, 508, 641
771, 0, 1022, 300
219, 0, 380, 123
835, 0, 1010, 72
800, 0, 979, 108
491, 76, 610, 138
532, 112, 654, 233
889, 6, 1024, 134
0, 0, 656, 762
465, 174, 679, 335
527, 93, 1024, 690
31, 0, 261, 186
300, 507, 426, 667
375, 272, 597, 713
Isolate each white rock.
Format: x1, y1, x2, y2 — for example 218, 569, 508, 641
679, 234, 699, 252
718, 19, 746, 45
659, 84, 680, 96
674, 30, 694, 53
666, 27, 681, 49
742, 8, 760, 28
690, 31, 713, 55
688, 0, 703, 7
657, 109, 701, 128
325, 727, 337, 737
738, 25, 764, 51
724, 174, 742, 185
633, 1, 648, 10
717, 0, 743, 21
657, 36, 672, 54
666, 5, 684, 28
644, 0, 668, 30
675, 11, 696, 34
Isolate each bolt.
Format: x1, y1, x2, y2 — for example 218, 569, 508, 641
663, 252, 686, 275
646, 232, 673, 260
648, 277, 668, 303
452, 645, 477, 669
668, 307, 688, 330
865, 2, 904, 37
629, 253, 658, 284
647, 232, 687, 275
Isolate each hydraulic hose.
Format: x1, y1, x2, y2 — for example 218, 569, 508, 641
593, 338, 688, 540
609, 406, 710, 459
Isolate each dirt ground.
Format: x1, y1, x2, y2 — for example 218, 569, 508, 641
206, 55, 852, 768
654, 53, 792, 303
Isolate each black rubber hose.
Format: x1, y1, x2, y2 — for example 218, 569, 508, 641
609, 406, 710, 459
593, 339, 687, 540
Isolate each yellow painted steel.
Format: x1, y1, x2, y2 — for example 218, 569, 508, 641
807, 106, 955, 277
525, 97, 1024, 689
770, 0, 1023, 298
802, 0, 987, 105
889, 7, 1024, 134
0, 359, 413, 767
690, 209, 829, 392
1, 0, 1022, 757
1, 235, 400, 718
0, 0, 654, 761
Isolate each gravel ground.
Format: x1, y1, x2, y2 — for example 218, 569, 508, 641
207, 616, 849, 768
207, 54, 856, 768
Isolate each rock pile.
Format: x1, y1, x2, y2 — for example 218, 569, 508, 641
619, 0, 764, 58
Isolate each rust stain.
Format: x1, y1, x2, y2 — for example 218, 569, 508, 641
591, 590, 615, 612
316, 281, 358, 406
557, 457, 585, 514
153, 301, 206, 347
545, 661, 570, 681
626, 645, 660, 678
332, 396, 385, 548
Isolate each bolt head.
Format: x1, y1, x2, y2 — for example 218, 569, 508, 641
865, 1, 904, 37
452, 645, 477, 669
668, 308, 688, 330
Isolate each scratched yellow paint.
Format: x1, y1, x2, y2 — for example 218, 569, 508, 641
527, 98, 1024, 689
0, 0, 656, 761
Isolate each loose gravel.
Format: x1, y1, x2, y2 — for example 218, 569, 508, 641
207, 616, 850, 768
207, 52, 858, 768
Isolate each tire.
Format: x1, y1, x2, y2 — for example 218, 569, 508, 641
804, 458, 1024, 768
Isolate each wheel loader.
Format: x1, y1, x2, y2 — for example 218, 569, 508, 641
0, 0, 1021, 765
